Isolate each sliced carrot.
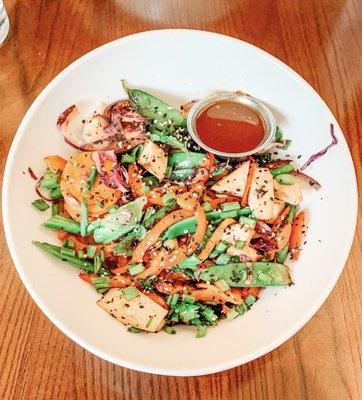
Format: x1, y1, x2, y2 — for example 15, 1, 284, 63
241, 162, 257, 206
272, 206, 290, 232
198, 218, 235, 261
110, 275, 132, 288
289, 211, 305, 260
275, 222, 292, 250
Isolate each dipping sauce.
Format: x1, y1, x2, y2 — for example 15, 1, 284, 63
195, 100, 265, 153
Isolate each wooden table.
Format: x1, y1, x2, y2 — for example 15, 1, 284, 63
0, 1, 361, 399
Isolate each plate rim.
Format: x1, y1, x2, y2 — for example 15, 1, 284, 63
2, 29, 358, 376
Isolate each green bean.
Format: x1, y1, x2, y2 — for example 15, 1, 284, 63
32, 241, 109, 275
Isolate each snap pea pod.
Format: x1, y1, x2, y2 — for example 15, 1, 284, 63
270, 163, 294, 177
149, 131, 188, 153
276, 245, 289, 263
42, 215, 81, 234
199, 262, 292, 287
168, 151, 205, 169
33, 241, 109, 275
122, 81, 186, 128
163, 207, 252, 239
169, 168, 193, 182
143, 200, 178, 228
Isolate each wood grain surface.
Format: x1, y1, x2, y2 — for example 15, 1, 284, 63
0, 1, 361, 399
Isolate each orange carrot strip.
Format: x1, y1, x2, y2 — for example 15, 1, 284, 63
241, 162, 257, 206
289, 211, 305, 260
198, 218, 235, 261
272, 206, 291, 232
79, 272, 97, 283
210, 196, 241, 209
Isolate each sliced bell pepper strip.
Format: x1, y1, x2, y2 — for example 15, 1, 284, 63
289, 210, 305, 260
198, 218, 235, 261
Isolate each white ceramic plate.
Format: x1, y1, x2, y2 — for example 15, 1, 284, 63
2, 30, 357, 376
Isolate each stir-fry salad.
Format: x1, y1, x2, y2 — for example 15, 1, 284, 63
31, 82, 336, 337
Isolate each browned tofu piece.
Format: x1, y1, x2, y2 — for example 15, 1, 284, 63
97, 288, 168, 332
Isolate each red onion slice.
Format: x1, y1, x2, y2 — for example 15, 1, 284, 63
300, 123, 338, 170
57, 105, 85, 149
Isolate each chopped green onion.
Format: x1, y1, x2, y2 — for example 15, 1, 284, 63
60, 246, 76, 257
123, 286, 140, 301
121, 153, 136, 164
167, 293, 179, 307
215, 241, 229, 253
86, 245, 96, 258
80, 199, 88, 237
175, 254, 201, 271
220, 201, 241, 212
235, 302, 248, 316
32, 199, 50, 211
202, 201, 213, 212
77, 249, 86, 259
127, 326, 142, 333
146, 317, 154, 328
84, 166, 98, 193
235, 240, 246, 249
276, 174, 295, 185
128, 263, 145, 276
183, 294, 196, 304
245, 295, 256, 307
226, 308, 239, 320
215, 253, 230, 265
64, 238, 74, 249
51, 203, 60, 216
215, 279, 230, 292
93, 253, 102, 274
209, 250, 220, 259
50, 186, 63, 200
41, 169, 60, 189
92, 277, 110, 293
165, 326, 176, 335
162, 192, 176, 205
239, 216, 256, 228
275, 127, 283, 142
143, 207, 156, 221
196, 325, 207, 338
270, 163, 294, 177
